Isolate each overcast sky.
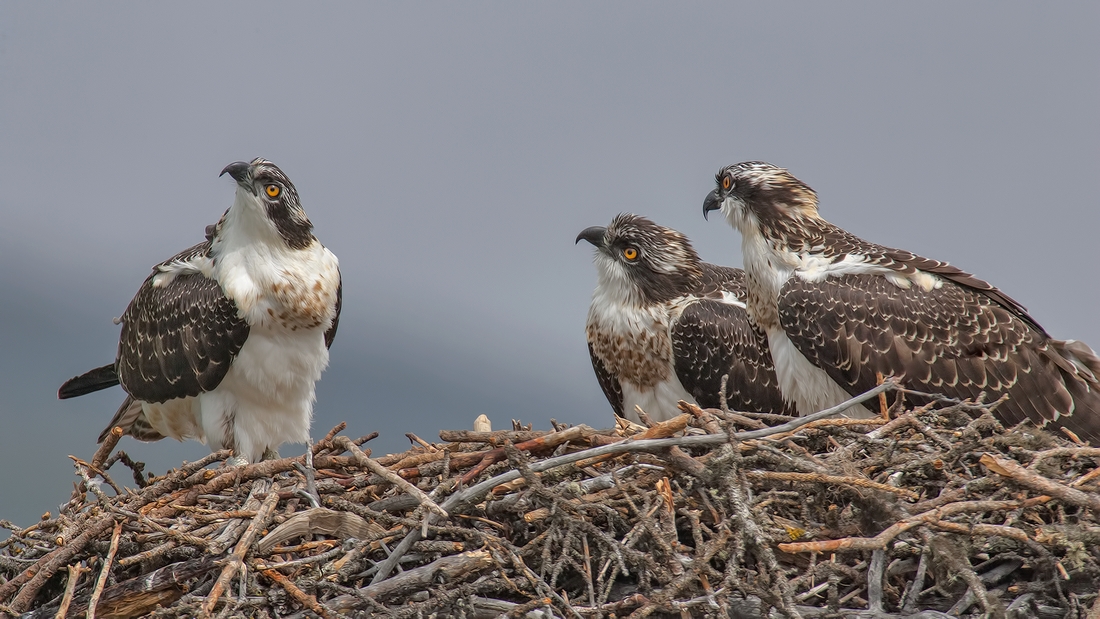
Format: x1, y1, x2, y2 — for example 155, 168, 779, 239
1, 3, 1097, 529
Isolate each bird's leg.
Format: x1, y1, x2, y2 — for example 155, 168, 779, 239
292, 440, 320, 508
226, 454, 249, 468
226, 446, 277, 468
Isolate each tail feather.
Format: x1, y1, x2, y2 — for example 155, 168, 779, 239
97, 396, 164, 443
1043, 339, 1100, 445
58, 363, 120, 399
1055, 339, 1100, 383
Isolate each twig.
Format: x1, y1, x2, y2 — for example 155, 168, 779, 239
255, 563, 334, 619
438, 429, 551, 443
333, 436, 448, 520
3, 514, 116, 612
201, 481, 280, 616
86, 520, 122, 619
745, 471, 919, 500
981, 453, 1100, 512
56, 563, 90, 619
778, 497, 1047, 553
330, 550, 495, 611
91, 427, 124, 471
405, 432, 437, 451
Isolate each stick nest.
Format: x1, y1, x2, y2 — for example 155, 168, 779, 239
3, 385, 1100, 618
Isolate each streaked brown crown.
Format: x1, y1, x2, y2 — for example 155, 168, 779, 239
716, 161, 820, 223
603, 213, 703, 304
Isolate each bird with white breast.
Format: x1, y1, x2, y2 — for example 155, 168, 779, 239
578, 213, 793, 423
703, 161, 1100, 444
59, 158, 342, 465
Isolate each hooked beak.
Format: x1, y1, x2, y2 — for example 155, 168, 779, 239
220, 161, 255, 194
575, 226, 607, 248
703, 189, 722, 221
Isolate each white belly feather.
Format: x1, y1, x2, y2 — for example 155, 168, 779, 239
766, 329, 869, 417
740, 229, 885, 419
143, 233, 340, 462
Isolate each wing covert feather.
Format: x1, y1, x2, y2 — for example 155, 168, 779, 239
778, 273, 1100, 443
588, 343, 625, 417
117, 242, 249, 403
672, 298, 794, 415
325, 269, 342, 349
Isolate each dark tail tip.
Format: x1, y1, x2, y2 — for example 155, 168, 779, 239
58, 363, 120, 399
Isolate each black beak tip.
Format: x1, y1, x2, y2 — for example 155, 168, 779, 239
703, 189, 722, 221
576, 226, 607, 247
220, 161, 251, 183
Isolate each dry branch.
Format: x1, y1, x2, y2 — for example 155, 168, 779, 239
4, 379, 1100, 618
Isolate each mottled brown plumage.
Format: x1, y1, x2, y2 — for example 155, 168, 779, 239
704, 161, 1100, 444
579, 214, 793, 422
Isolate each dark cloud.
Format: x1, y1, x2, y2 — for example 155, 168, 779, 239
2, 2, 1097, 530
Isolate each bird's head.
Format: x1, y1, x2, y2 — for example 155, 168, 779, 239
576, 213, 702, 306
220, 158, 313, 250
702, 161, 819, 238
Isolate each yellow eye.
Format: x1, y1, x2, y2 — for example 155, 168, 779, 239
721, 175, 732, 190
623, 247, 638, 260
265, 184, 281, 198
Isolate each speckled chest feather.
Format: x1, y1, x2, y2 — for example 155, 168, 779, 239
586, 306, 674, 389
259, 258, 341, 332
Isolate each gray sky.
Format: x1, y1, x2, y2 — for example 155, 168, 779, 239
1, 3, 1097, 529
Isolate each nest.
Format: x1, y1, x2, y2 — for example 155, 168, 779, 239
3, 381, 1100, 619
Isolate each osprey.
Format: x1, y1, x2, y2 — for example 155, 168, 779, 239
703, 161, 1100, 444
59, 158, 342, 464
577, 213, 793, 422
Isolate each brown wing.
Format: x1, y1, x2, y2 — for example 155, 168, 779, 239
796, 220, 1042, 333
778, 273, 1100, 444
325, 268, 342, 349
882, 249, 1042, 333
116, 242, 250, 403
695, 262, 748, 298
588, 342, 625, 417
672, 298, 794, 415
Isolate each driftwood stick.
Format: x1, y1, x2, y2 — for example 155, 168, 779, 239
867, 548, 886, 613
901, 532, 933, 613
86, 520, 122, 619
75, 556, 220, 618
